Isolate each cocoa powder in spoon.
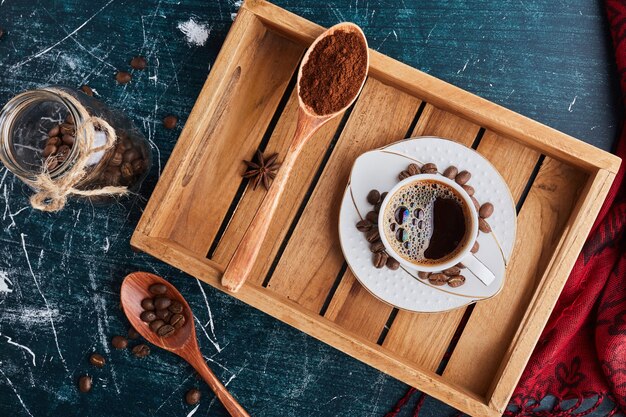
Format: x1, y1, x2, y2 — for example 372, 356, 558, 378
299, 29, 368, 116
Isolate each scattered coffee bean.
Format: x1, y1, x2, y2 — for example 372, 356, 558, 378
0, 28, 5, 40
421, 162, 438, 174
479, 218, 492, 233
374, 202, 381, 213
479, 202, 494, 219
417, 271, 431, 279
380, 192, 388, 201
386, 257, 400, 270
168, 301, 184, 314
48, 125, 60, 137
443, 166, 458, 179
149, 319, 166, 332
128, 327, 140, 340
116, 71, 132, 84
471, 196, 480, 212
170, 313, 186, 329
366, 189, 380, 205
365, 211, 378, 224
365, 229, 380, 243
154, 296, 172, 310
149, 283, 167, 295
398, 170, 411, 181
78, 375, 92, 393
443, 266, 461, 276
185, 388, 201, 405
111, 335, 128, 350
407, 163, 420, 176
140, 310, 157, 323
373, 251, 388, 269
356, 219, 372, 232
455, 170, 471, 185
89, 353, 106, 368
80, 85, 94, 96
471, 240, 479, 253
130, 56, 148, 70
456, 262, 466, 269
462, 184, 475, 196
132, 344, 151, 358
447, 275, 466, 288
428, 273, 449, 286
163, 115, 178, 129
157, 324, 176, 338
370, 241, 385, 253
156, 308, 172, 321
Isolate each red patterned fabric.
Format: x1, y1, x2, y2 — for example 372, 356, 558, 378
388, 1, 626, 415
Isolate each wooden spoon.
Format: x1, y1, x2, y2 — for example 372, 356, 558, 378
222, 22, 369, 292
120, 272, 250, 417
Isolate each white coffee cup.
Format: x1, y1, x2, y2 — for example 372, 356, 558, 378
378, 174, 495, 286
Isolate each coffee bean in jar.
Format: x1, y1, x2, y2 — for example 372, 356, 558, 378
0, 86, 152, 211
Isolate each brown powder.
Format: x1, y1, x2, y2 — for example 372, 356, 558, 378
299, 29, 368, 116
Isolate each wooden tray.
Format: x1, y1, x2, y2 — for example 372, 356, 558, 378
131, 1, 621, 415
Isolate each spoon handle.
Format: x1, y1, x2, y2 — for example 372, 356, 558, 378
221, 111, 325, 292
190, 355, 250, 417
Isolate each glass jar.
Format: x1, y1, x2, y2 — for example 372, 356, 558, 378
0, 86, 152, 209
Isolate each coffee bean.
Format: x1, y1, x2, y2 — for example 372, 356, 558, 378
428, 273, 449, 286
60, 123, 74, 135
89, 353, 106, 368
103, 168, 121, 185
374, 202, 381, 213
130, 56, 148, 70
149, 283, 167, 295
398, 170, 411, 181
42, 144, 57, 157
47, 137, 62, 147
417, 271, 431, 279
373, 251, 388, 269
421, 162, 438, 174
0, 28, 5, 40
157, 324, 175, 337
150, 319, 165, 332
365, 211, 378, 224
356, 219, 372, 232
479, 218, 492, 233
168, 301, 184, 314
366, 189, 380, 205
455, 170, 471, 185
365, 229, 380, 243
57, 145, 71, 161
128, 327, 140, 340
65, 114, 74, 124
443, 266, 461, 276
141, 298, 155, 310
132, 158, 145, 174
462, 184, 475, 196
123, 148, 139, 162
380, 192, 387, 201
78, 375, 92, 393
107, 151, 122, 167
471, 240, 479, 253
185, 388, 201, 405
46, 157, 59, 171
443, 166, 458, 179
62, 134, 75, 146
111, 335, 128, 349
154, 296, 172, 310
479, 202, 494, 219
370, 241, 385, 253
116, 71, 132, 84
80, 85, 94, 96
48, 125, 60, 137
120, 162, 134, 179
132, 344, 150, 358
407, 163, 421, 176
471, 196, 480, 212
140, 310, 157, 323
386, 257, 400, 270
163, 115, 178, 129
456, 262, 466, 269
156, 308, 172, 321
447, 275, 466, 288
170, 313, 185, 328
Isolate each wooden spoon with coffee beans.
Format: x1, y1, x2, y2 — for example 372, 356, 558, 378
222, 22, 369, 292
121, 272, 249, 417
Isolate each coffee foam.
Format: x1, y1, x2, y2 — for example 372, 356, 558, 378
383, 180, 469, 266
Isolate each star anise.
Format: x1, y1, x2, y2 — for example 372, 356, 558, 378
242, 150, 281, 190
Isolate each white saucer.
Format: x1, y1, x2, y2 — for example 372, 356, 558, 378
338, 137, 517, 313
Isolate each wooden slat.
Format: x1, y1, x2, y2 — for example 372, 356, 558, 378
245, 0, 621, 174
142, 12, 304, 255
443, 158, 588, 400
211, 90, 343, 284
266, 78, 421, 312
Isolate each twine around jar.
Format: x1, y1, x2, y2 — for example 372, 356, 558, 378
28, 89, 128, 212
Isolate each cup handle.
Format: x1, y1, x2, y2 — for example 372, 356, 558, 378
461, 255, 496, 286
